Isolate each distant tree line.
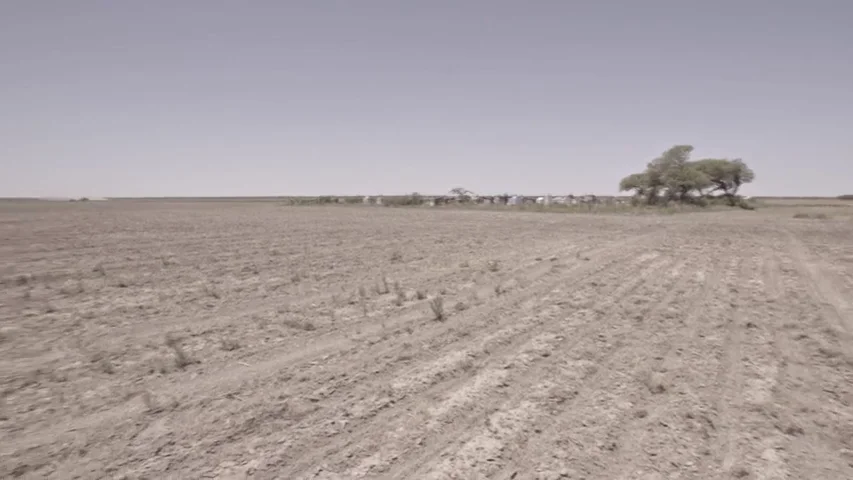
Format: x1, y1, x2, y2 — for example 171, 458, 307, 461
619, 145, 755, 208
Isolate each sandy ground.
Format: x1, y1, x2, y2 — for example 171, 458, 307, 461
1, 201, 852, 479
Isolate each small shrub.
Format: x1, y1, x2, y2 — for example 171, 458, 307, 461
220, 338, 241, 351
415, 289, 427, 300
429, 296, 445, 321
486, 260, 500, 272
390, 251, 403, 263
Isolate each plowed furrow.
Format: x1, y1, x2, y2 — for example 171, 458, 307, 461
172, 241, 669, 478
5, 235, 662, 476
493, 245, 719, 479
389, 253, 698, 479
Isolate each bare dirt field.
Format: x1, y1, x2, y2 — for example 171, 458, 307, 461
2, 201, 853, 479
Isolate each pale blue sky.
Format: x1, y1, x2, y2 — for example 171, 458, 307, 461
1, 1, 851, 197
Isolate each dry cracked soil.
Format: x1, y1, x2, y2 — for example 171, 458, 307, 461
2, 201, 853, 479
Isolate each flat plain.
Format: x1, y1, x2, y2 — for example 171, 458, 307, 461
2, 200, 852, 479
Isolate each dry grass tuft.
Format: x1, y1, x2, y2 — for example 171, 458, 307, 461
429, 296, 445, 321
204, 284, 221, 299
415, 289, 427, 300
165, 334, 198, 369
783, 422, 805, 436
60, 279, 85, 296
486, 260, 500, 272
91, 352, 115, 374
394, 283, 407, 306
374, 277, 390, 295
732, 466, 750, 478
141, 391, 161, 413
642, 371, 668, 394
220, 338, 241, 351
390, 251, 403, 263
140, 391, 178, 414
394, 290, 406, 307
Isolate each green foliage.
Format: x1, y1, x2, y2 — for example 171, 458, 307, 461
619, 173, 649, 196
619, 145, 755, 208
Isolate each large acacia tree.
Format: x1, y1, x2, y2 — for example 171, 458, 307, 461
619, 145, 755, 206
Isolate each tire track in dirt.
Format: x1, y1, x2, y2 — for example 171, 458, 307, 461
381, 249, 702, 479
684, 243, 783, 480
785, 231, 853, 336
604, 235, 793, 480
763, 232, 853, 479
5, 234, 664, 477
757, 248, 811, 479
494, 241, 724, 480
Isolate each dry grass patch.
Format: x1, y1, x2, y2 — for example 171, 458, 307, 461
429, 296, 445, 321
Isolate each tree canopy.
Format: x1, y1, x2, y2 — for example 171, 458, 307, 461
619, 145, 755, 206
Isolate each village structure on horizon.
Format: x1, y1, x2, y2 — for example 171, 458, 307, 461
360, 189, 622, 207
